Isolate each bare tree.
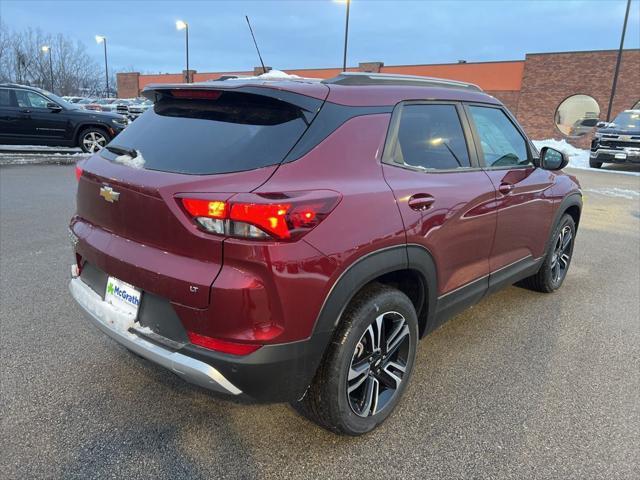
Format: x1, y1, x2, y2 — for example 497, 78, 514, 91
0, 22, 107, 96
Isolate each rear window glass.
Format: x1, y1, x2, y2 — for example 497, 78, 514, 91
101, 90, 315, 175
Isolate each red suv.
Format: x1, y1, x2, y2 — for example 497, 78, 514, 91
69, 73, 582, 435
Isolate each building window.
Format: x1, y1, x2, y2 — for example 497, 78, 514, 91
555, 94, 600, 137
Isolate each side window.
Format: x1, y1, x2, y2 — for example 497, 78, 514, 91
15, 90, 49, 109
390, 104, 471, 170
0, 89, 12, 107
468, 106, 530, 168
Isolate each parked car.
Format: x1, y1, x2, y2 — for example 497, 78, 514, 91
68, 73, 582, 435
590, 110, 640, 168
0, 83, 128, 153
125, 98, 153, 120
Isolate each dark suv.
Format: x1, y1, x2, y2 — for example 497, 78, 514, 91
0, 84, 128, 153
590, 110, 640, 168
69, 73, 582, 435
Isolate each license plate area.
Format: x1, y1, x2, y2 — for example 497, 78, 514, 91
105, 276, 141, 318
614, 152, 627, 160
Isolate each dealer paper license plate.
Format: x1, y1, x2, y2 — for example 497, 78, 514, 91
105, 276, 141, 318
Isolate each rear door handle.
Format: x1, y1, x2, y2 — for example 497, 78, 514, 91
498, 182, 514, 195
408, 194, 435, 211
19, 109, 31, 114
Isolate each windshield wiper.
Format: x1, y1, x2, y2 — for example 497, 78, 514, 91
106, 145, 137, 158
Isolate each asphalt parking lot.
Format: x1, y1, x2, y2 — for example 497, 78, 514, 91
1, 163, 638, 480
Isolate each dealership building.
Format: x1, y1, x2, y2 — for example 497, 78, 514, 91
118, 48, 639, 147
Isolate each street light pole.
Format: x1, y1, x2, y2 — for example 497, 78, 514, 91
342, 0, 350, 72
176, 20, 190, 83
95, 36, 109, 96
606, 0, 631, 121
41, 46, 54, 93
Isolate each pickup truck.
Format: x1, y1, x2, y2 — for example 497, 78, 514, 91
590, 110, 640, 168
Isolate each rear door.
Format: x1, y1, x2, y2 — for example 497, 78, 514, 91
0, 88, 21, 141
381, 101, 497, 303
464, 104, 555, 273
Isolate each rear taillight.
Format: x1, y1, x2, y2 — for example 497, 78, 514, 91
187, 331, 261, 356
75, 164, 83, 181
179, 191, 340, 241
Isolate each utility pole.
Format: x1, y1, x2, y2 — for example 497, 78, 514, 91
606, 0, 631, 121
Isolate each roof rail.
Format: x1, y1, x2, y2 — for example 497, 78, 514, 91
322, 72, 483, 91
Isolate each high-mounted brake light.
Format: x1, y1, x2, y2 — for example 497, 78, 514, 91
169, 89, 222, 100
179, 191, 341, 241
187, 331, 261, 356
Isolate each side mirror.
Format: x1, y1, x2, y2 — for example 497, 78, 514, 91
47, 102, 62, 111
539, 146, 568, 171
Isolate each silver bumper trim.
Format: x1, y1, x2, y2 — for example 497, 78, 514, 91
591, 148, 640, 158
69, 277, 242, 395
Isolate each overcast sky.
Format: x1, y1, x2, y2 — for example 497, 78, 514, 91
1, 0, 638, 74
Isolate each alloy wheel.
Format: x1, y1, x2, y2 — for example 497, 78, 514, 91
82, 131, 107, 153
347, 311, 411, 417
550, 225, 572, 284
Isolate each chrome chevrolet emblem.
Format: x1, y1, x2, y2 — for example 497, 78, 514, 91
99, 186, 120, 203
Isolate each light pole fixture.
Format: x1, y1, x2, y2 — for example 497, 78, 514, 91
176, 20, 190, 83
95, 35, 109, 97
41, 45, 54, 93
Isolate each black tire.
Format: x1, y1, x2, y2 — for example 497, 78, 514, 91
589, 158, 602, 169
292, 283, 418, 435
520, 214, 576, 293
78, 127, 110, 153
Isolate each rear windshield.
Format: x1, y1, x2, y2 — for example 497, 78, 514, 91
101, 90, 316, 174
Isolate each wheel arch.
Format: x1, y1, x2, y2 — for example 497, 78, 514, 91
312, 244, 437, 342
557, 192, 583, 232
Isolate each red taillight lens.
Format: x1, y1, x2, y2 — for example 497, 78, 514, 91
187, 332, 261, 356
181, 198, 227, 218
75, 164, 83, 181
179, 191, 341, 241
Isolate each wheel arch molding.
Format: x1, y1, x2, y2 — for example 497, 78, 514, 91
73, 122, 111, 143
312, 244, 438, 342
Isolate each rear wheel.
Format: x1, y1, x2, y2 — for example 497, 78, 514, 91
589, 158, 602, 169
292, 283, 418, 435
520, 214, 576, 293
79, 127, 110, 153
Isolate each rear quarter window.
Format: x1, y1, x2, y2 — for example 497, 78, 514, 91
101, 90, 318, 175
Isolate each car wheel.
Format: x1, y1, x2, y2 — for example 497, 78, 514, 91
292, 283, 418, 435
79, 127, 110, 153
520, 214, 576, 293
589, 158, 602, 169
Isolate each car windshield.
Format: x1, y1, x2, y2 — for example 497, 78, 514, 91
612, 111, 640, 130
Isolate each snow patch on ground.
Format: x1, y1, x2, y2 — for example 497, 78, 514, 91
114, 150, 145, 169
585, 188, 639, 200
532, 139, 590, 169
532, 139, 640, 177
0, 144, 82, 153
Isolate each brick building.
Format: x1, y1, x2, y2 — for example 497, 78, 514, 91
117, 49, 639, 146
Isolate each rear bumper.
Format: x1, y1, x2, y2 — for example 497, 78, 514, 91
69, 276, 242, 396
69, 275, 330, 402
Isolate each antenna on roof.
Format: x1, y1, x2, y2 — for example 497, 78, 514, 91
245, 16, 267, 74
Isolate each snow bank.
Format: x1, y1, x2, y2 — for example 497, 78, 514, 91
532, 139, 590, 170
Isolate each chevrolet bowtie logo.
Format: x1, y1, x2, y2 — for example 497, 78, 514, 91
99, 186, 120, 203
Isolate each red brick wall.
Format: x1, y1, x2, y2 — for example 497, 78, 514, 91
486, 90, 521, 116
516, 50, 640, 148
116, 72, 140, 98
